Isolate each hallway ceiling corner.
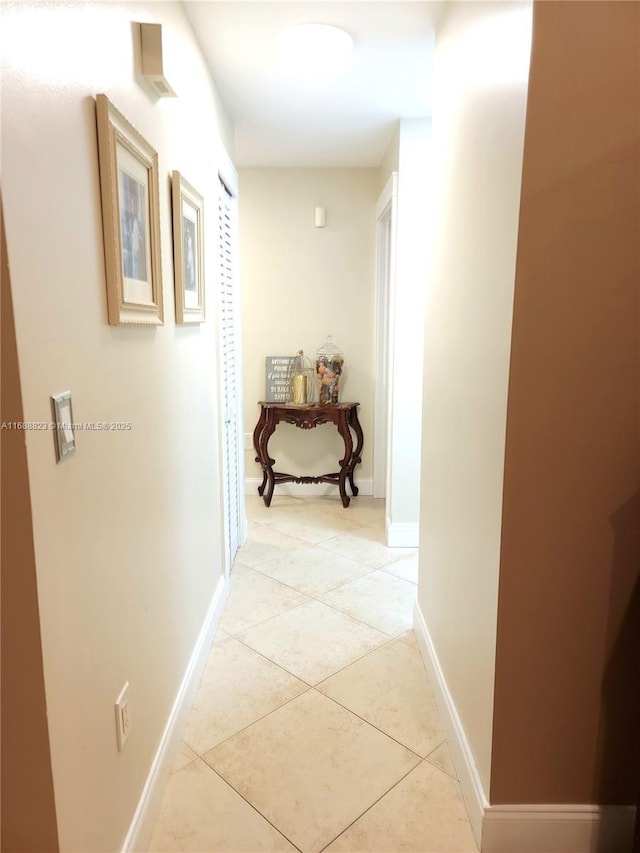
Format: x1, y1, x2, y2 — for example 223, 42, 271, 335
183, 1, 443, 168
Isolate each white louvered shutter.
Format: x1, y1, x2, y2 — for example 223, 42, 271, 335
218, 177, 240, 567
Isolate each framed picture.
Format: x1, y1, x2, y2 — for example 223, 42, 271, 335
171, 171, 205, 324
95, 93, 163, 325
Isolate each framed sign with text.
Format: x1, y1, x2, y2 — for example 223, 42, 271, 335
265, 356, 295, 403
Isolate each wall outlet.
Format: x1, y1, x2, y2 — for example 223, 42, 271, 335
244, 433, 253, 451
115, 682, 131, 751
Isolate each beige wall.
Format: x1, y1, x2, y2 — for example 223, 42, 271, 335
418, 0, 532, 795
492, 0, 640, 805
2, 3, 232, 849
239, 168, 378, 486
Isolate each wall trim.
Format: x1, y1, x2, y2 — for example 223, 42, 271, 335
481, 804, 637, 853
386, 519, 419, 547
244, 477, 373, 499
413, 601, 487, 847
414, 601, 637, 853
121, 575, 228, 852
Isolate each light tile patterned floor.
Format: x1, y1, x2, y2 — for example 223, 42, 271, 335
149, 496, 478, 853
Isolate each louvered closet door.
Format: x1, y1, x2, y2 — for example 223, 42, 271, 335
219, 178, 240, 569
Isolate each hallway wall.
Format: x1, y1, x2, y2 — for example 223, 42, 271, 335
492, 0, 640, 806
2, 3, 232, 849
239, 168, 378, 489
418, 0, 533, 798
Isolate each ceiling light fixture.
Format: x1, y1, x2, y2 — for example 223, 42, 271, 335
277, 24, 354, 83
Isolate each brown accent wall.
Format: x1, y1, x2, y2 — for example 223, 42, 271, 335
491, 0, 640, 805
1, 199, 59, 851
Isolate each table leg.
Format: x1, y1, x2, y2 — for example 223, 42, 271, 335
257, 410, 277, 507
336, 410, 354, 508
253, 407, 269, 496
348, 407, 364, 496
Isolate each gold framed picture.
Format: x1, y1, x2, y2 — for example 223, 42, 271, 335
95, 94, 163, 325
171, 171, 205, 324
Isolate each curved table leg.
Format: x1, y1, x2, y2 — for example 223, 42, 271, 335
257, 410, 277, 507
253, 408, 269, 496
348, 407, 364, 496
336, 409, 354, 508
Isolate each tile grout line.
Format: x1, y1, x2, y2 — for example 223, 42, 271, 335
192, 756, 305, 853
315, 758, 430, 853
314, 687, 446, 764
184, 684, 315, 758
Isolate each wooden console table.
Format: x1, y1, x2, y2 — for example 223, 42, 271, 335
253, 402, 363, 508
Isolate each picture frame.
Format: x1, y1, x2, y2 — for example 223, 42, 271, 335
171, 171, 205, 324
95, 93, 163, 325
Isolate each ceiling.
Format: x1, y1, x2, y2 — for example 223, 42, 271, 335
183, 2, 444, 168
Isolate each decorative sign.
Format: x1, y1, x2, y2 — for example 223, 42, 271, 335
265, 356, 295, 403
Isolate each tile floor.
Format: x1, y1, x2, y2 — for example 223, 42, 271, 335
149, 495, 478, 853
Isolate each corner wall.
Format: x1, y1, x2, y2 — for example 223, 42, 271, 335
417, 0, 532, 801
1, 3, 232, 849
386, 119, 431, 545
492, 0, 640, 807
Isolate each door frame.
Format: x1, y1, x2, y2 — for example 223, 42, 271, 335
373, 172, 398, 499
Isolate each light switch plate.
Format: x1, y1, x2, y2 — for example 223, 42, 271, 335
51, 391, 75, 463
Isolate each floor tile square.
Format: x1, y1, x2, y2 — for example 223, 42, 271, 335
323, 760, 478, 852
237, 599, 391, 684
235, 524, 308, 568
426, 740, 458, 779
171, 741, 197, 774
397, 628, 419, 649
219, 569, 310, 635
317, 640, 445, 757
261, 509, 363, 544
245, 494, 301, 524
203, 690, 420, 853
325, 496, 386, 527
382, 552, 419, 583
213, 626, 231, 644
183, 638, 308, 754
148, 759, 297, 852
319, 526, 414, 569
254, 546, 373, 595
318, 570, 416, 635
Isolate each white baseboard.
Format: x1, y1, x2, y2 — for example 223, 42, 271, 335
413, 601, 487, 848
386, 519, 419, 548
121, 575, 228, 852
481, 804, 637, 852
245, 477, 373, 498
413, 606, 637, 853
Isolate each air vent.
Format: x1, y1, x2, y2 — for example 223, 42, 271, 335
140, 23, 176, 98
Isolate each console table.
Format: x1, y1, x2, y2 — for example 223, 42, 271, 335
253, 402, 363, 508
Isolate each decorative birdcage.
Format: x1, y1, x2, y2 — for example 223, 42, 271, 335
289, 350, 316, 405
315, 335, 344, 404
